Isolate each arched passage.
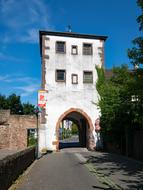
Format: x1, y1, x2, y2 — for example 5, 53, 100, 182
55, 108, 94, 150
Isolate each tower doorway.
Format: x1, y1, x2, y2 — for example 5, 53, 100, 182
56, 108, 94, 150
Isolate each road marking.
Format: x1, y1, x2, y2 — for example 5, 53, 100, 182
74, 153, 87, 163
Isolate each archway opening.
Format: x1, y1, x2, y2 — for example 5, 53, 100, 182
56, 109, 93, 150
59, 119, 80, 149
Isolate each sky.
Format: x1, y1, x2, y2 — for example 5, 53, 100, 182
0, 0, 142, 105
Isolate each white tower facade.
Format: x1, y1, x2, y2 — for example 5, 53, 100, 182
39, 31, 107, 151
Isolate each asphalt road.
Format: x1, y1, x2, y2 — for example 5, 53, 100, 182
16, 148, 106, 190
11, 147, 143, 190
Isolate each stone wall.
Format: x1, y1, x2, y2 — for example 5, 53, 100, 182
0, 110, 37, 150
0, 147, 35, 190
0, 110, 10, 125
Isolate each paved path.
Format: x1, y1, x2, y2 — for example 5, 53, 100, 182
16, 148, 106, 190
81, 151, 143, 190
59, 135, 80, 149
15, 148, 143, 190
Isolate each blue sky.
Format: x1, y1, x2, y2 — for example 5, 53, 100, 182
0, 0, 142, 105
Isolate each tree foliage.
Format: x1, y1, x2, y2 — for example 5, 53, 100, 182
71, 123, 78, 135
127, 0, 143, 127
97, 66, 132, 142
128, 37, 143, 67
96, 66, 105, 93
7, 94, 23, 114
0, 93, 36, 115
96, 64, 143, 156
23, 103, 36, 115
137, 0, 143, 31
96, 1, 143, 156
128, 1, 143, 67
0, 95, 9, 110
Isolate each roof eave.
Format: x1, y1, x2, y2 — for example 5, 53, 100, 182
39, 30, 108, 57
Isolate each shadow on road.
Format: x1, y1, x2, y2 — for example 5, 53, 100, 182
59, 142, 80, 149
83, 152, 143, 190
92, 186, 115, 190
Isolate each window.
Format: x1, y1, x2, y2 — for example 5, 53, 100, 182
83, 43, 92, 55
56, 70, 66, 82
72, 74, 78, 84
56, 41, 66, 53
83, 71, 93, 83
71, 45, 78, 55
27, 128, 37, 146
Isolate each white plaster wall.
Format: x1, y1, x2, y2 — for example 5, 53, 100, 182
40, 35, 104, 151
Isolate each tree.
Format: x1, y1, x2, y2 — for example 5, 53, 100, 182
96, 65, 135, 155
22, 102, 36, 115
0, 94, 9, 109
96, 64, 143, 156
71, 123, 78, 135
137, 0, 143, 31
128, 0, 143, 67
96, 1, 143, 156
7, 94, 23, 114
0, 93, 36, 115
129, 68, 143, 128
128, 37, 143, 67
127, 0, 143, 128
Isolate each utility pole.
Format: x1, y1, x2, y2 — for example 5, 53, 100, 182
35, 107, 41, 159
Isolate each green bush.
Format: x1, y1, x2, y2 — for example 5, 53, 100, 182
28, 136, 37, 147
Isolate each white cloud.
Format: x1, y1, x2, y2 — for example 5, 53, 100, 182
0, 52, 28, 63
0, 74, 40, 97
0, 0, 53, 43
15, 77, 38, 83
15, 84, 39, 97
0, 75, 12, 82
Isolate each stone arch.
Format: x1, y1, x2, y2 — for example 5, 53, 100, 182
55, 108, 94, 150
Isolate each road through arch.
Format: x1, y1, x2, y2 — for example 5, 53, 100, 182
55, 108, 94, 150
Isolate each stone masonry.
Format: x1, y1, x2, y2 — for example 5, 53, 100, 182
0, 110, 37, 150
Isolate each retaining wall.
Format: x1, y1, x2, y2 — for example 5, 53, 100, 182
0, 147, 35, 190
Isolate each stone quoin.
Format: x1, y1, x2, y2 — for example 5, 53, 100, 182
38, 31, 107, 151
